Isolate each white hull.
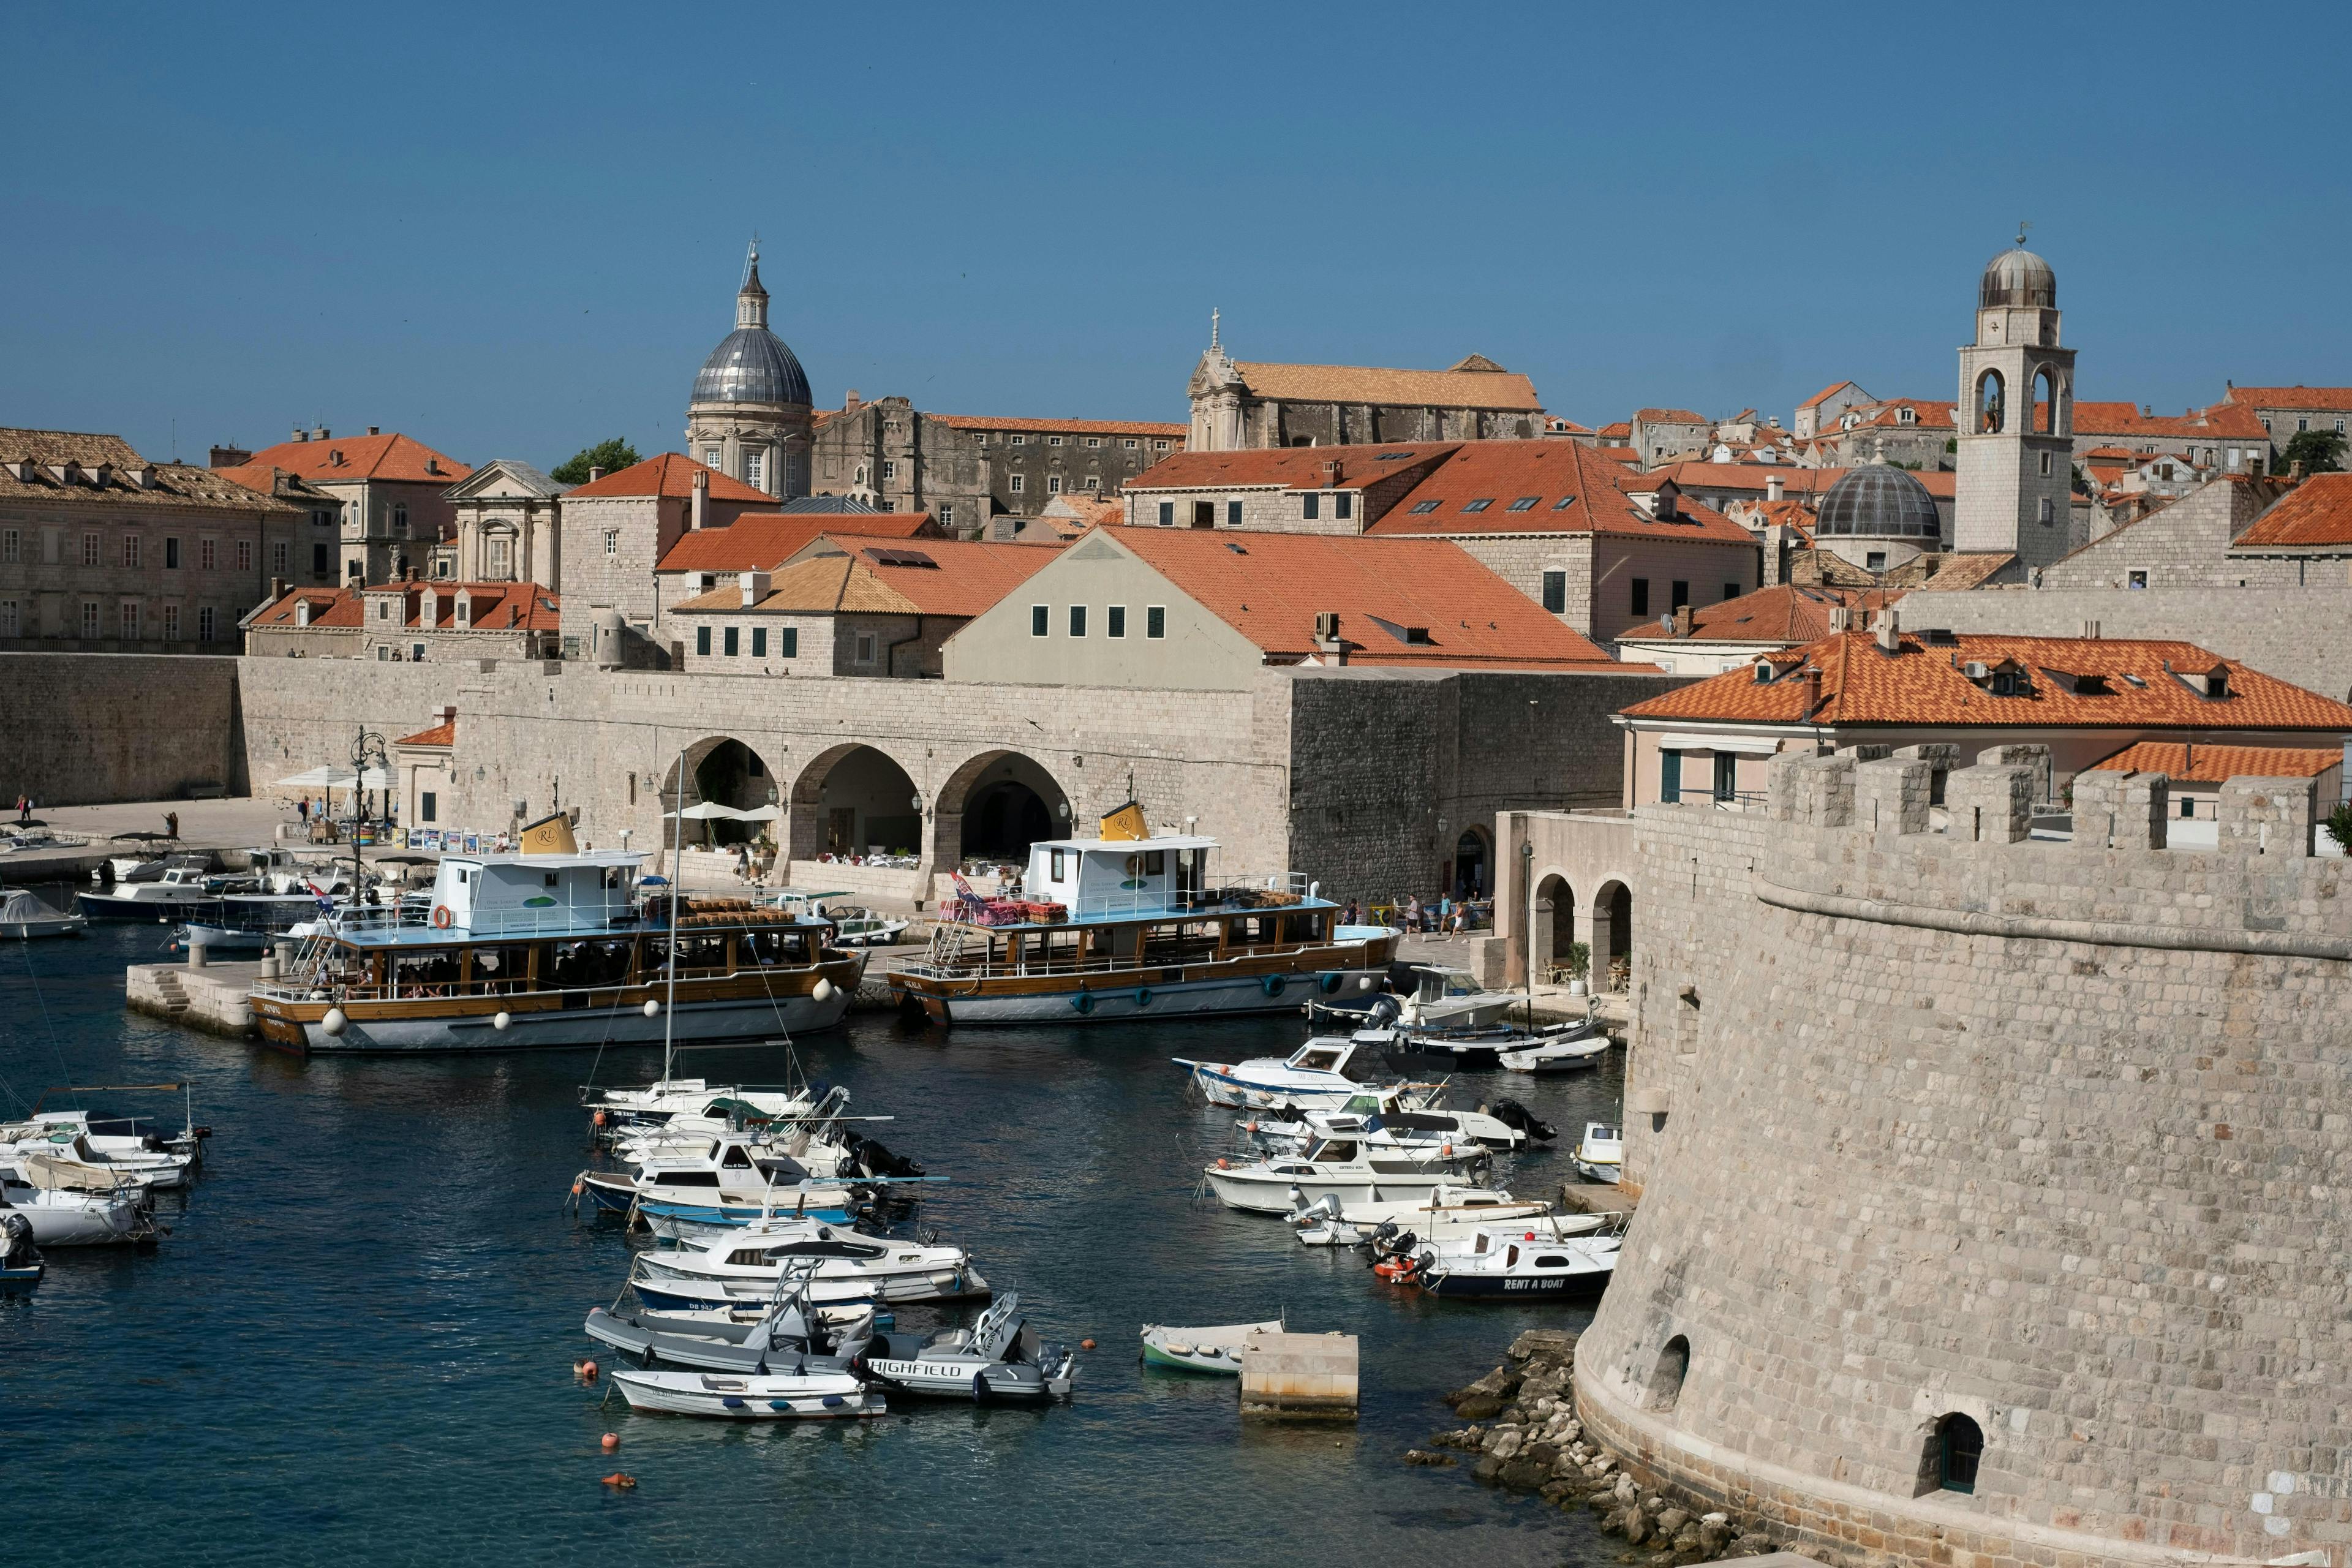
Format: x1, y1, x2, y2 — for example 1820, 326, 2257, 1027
1205, 1167, 1465, 1215
296, 987, 853, 1054
3, 1194, 148, 1245
609, 1367, 883, 1419
633, 1262, 985, 1309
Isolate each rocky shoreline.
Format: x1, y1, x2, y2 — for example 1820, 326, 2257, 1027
1407, 1329, 1787, 1563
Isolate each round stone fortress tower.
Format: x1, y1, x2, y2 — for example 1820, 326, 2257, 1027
1569, 747, 2352, 1568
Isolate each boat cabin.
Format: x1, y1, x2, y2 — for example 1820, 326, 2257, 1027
1022, 832, 1215, 920
1285, 1040, 1389, 1083
427, 851, 643, 933
1411, 966, 1487, 1006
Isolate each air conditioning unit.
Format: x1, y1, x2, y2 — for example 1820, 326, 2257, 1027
1962, 660, 1990, 679
1313, 611, 1341, 642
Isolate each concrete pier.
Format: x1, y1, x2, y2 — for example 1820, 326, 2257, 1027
1239, 1330, 1359, 1419
126, 958, 260, 1037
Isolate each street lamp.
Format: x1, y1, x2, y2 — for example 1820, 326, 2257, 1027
1520, 838, 1536, 1027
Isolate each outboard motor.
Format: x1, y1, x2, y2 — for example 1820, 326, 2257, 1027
1488, 1097, 1558, 1142
1363, 994, 1403, 1030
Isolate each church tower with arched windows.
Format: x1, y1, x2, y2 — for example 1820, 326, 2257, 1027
1954, 233, 2077, 569
684, 240, 813, 500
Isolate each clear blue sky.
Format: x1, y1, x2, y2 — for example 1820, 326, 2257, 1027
6, 2, 2346, 470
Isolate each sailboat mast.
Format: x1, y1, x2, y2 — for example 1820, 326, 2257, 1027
663, 745, 683, 1085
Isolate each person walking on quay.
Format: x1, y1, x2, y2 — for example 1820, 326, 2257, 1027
1404, 894, 1422, 932
164, 810, 179, 840
297, 797, 310, 828
13, 793, 26, 824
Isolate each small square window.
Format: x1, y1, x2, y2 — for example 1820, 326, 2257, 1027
1154, 439, 1170, 450
2127, 570, 2147, 589
1010, 434, 1026, 447
856, 632, 877, 664
881, 460, 896, 480
1047, 475, 1063, 494
1461, 498, 1493, 513
1048, 435, 1063, 447
1084, 476, 1099, 491
1009, 474, 1025, 494
1068, 605, 1086, 638
604, 530, 619, 558
1551, 494, 1577, 511
1085, 437, 1101, 448
1124, 438, 1138, 449
1408, 499, 1441, 514
1506, 497, 1538, 512
1146, 606, 1166, 638
1031, 605, 1049, 637
1226, 499, 1242, 526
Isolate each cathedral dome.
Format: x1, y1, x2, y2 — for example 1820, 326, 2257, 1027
1979, 244, 2056, 310
692, 325, 811, 408
1815, 461, 1941, 540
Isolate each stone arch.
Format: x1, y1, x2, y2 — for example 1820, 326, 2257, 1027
1975, 369, 2005, 434
933, 748, 1074, 873
1921, 1412, 1985, 1496
658, 734, 782, 849
786, 742, 924, 862
2032, 364, 2060, 435
1532, 872, 1577, 981
1645, 1334, 1691, 1412
1593, 877, 1634, 992
1451, 826, 1492, 900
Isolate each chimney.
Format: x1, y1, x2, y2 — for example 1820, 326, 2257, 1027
296, 598, 312, 627
209, 443, 251, 469
692, 468, 709, 530
328, 448, 344, 467
425, 458, 440, 475
269, 575, 287, 601
368, 426, 380, 436
587, 467, 605, 483
1313, 610, 1345, 664
2290, 459, 2307, 481
312, 426, 330, 441
740, 570, 770, 607
292, 428, 308, 443
844, 389, 862, 413
1766, 474, 1785, 503
1800, 665, 1822, 717
1827, 606, 1851, 633
1873, 606, 1899, 653
1322, 458, 1343, 485
1673, 606, 1695, 638
2082, 618, 2101, 639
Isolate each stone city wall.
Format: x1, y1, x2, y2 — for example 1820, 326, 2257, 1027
1538, 751, 2352, 1568
0, 652, 245, 805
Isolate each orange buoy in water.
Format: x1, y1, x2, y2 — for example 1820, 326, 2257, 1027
580, 1359, 600, 1382
1079, 1338, 1096, 1351
601, 1432, 619, 1450
593, 1110, 607, 1127
600, 1472, 636, 1488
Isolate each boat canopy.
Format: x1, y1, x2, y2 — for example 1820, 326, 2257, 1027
0, 889, 61, 921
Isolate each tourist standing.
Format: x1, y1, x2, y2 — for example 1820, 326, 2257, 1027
164, 810, 179, 840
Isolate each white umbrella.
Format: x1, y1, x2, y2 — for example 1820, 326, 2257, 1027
666, 802, 750, 820
277, 765, 393, 791
734, 804, 783, 822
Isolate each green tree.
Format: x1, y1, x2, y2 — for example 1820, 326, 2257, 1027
550, 438, 641, 485
2278, 429, 2347, 475
2326, 802, 2352, 856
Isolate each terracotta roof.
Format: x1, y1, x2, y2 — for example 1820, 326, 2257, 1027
1646, 461, 1956, 500
395, 720, 456, 748
1634, 408, 1708, 425
656, 512, 937, 575
1594, 445, 1639, 464
2080, 445, 2137, 461
1597, 421, 1631, 439
1104, 528, 1620, 669
1618, 586, 1899, 645
242, 432, 471, 486
2069, 400, 2267, 441
1231, 360, 1542, 412
0, 429, 305, 513
2230, 473, 2352, 549
932, 415, 1186, 437
1908, 552, 2019, 592
1619, 631, 2352, 732
1851, 400, 1956, 431
212, 464, 336, 504
565, 453, 770, 503
1365, 441, 1752, 545
2228, 385, 2352, 413
1126, 443, 1457, 494
247, 582, 560, 633
1545, 418, 1594, 435
2086, 741, 2340, 783
1798, 381, 1863, 410
670, 534, 1056, 619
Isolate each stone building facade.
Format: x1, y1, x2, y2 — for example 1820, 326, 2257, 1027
1487, 746, 2352, 1568
684, 244, 813, 500
243, 579, 560, 663
2226, 383, 2352, 460
2036, 472, 2296, 590
1954, 239, 2077, 570
441, 459, 567, 587
0, 427, 307, 653
554, 454, 775, 663
1185, 320, 1544, 451
807, 394, 1182, 536
235, 428, 472, 586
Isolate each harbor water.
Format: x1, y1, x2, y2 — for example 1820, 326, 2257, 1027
3, 915, 1626, 1567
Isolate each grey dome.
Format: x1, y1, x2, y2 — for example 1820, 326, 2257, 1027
1815, 462, 1941, 540
1980, 246, 2056, 310
692, 326, 812, 408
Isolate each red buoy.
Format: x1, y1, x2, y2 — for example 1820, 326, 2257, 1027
601, 1432, 619, 1450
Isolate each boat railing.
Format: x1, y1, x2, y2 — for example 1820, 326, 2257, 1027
955, 872, 1321, 927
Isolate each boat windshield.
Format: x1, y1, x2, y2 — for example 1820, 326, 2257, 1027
1291, 1047, 1343, 1072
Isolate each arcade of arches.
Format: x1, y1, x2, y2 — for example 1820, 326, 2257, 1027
1529, 873, 1631, 989
660, 737, 779, 848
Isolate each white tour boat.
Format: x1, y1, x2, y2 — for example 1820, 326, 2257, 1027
1572, 1122, 1624, 1184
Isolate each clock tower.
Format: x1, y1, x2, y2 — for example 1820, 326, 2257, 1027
1954, 230, 2076, 570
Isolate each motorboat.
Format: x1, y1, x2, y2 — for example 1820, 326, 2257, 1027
1401, 1223, 1623, 1298
1396, 965, 1526, 1030
0, 1210, 43, 1291
1203, 1134, 1490, 1215
0, 1165, 153, 1245
1139, 1316, 1283, 1374
892, 811, 1394, 1026
0, 1129, 192, 1191
860, 1291, 1076, 1403
586, 1258, 877, 1374
1286, 1184, 1574, 1247
1572, 1123, 1624, 1184
825, 907, 910, 949
606, 1364, 886, 1420
575, 1161, 869, 1227
1499, 1027, 1611, 1074
1245, 1090, 1541, 1154
627, 1224, 987, 1310
1, 888, 85, 939
77, 864, 233, 922
1175, 1038, 1429, 1112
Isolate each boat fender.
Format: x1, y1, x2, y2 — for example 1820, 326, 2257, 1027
1319, 971, 1341, 994
642, 999, 660, 1018
592, 1111, 607, 1128
599, 1429, 617, 1447
1134, 987, 1152, 1007
812, 979, 834, 1003
1262, 974, 1286, 996
1215, 1158, 1230, 1169
431, 904, 453, 929
600, 1472, 636, 1488
1071, 990, 1094, 1015
321, 1006, 348, 1036
492, 1011, 511, 1032
720, 1396, 747, 1409
821, 1394, 846, 1408
973, 1370, 992, 1404
1080, 1338, 1096, 1351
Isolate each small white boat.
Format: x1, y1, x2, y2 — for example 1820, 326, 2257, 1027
1286, 1184, 1580, 1246
825, 907, 910, 949
608, 1365, 886, 1420
1572, 1122, 1623, 1184
1397, 964, 1524, 1030
1175, 1038, 1428, 1112
1245, 1091, 1535, 1153
1498, 1029, 1611, 1074
1, 888, 85, 938
628, 1225, 987, 1310
1408, 1223, 1624, 1298
1204, 1135, 1489, 1215
0, 1167, 153, 1245
0, 1210, 44, 1290
0, 1131, 191, 1191
1139, 1316, 1283, 1374
862, 1292, 1077, 1404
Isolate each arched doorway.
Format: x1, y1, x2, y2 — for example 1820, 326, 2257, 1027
660, 736, 780, 849
1531, 873, 1576, 985
938, 750, 1070, 871
788, 744, 924, 862
1452, 827, 1491, 899
1593, 878, 1633, 992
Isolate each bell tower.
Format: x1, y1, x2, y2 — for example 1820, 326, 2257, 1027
1954, 227, 2077, 570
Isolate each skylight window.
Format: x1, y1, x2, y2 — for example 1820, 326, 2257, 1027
2120, 673, 2147, 687
1408, 500, 1442, 514
1374, 451, 1416, 461
1551, 495, 1577, 510
1224, 541, 1248, 554
1506, 497, 1539, 512
1461, 499, 1493, 513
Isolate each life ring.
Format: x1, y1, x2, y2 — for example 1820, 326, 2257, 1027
431, 905, 454, 930
1134, 987, 1153, 1007
1262, 974, 1286, 997
1071, 990, 1095, 1015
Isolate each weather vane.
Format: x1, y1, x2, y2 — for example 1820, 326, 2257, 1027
2016, 219, 2031, 246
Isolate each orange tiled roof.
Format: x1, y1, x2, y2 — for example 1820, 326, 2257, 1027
248, 582, 560, 633
670, 534, 1056, 619
2070, 399, 2266, 441
1619, 631, 2352, 732
242, 432, 470, 485
211, 463, 336, 503
656, 512, 937, 575
1618, 585, 1898, 645
1798, 381, 1863, 410
1366, 441, 1752, 545
1635, 408, 1708, 424
933, 415, 1187, 438
2086, 740, 2339, 783
396, 720, 456, 748
1852, 400, 1956, 431
2228, 385, 2352, 413
2231, 472, 2352, 549
565, 453, 771, 503
1646, 461, 1957, 500
1126, 442, 1457, 493
1229, 360, 1542, 412
1596, 421, 1632, 439
1105, 528, 1621, 669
